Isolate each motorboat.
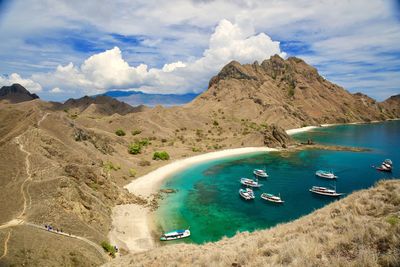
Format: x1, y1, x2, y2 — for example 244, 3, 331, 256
261, 193, 284, 203
239, 188, 255, 200
160, 229, 191, 241
315, 170, 337, 179
240, 178, 262, 188
253, 169, 268, 178
309, 186, 343, 197
376, 159, 393, 172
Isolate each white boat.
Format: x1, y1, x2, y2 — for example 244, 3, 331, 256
261, 193, 284, 203
160, 229, 191, 241
309, 186, 343, 197
240, 178, 262, 188
253, 169, 268, 178
315, 170, 337, 179
376, 159, 393, 172
239, 188, 255, 200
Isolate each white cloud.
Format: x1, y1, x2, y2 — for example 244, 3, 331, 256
50, 87, 63, 93
0, 73, 42, 92
162, 61, 186, 72
31, 19, 285, 95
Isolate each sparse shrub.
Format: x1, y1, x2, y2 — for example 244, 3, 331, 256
131, 129, 142, 135
213, 120, 219, 126
115, 129, 126, 136
192, 147, 202, 152
103, 161, 121, 172
386, 215, 399, 226
153, 151, 170, 160
138, 138, 150, 146
129, 168, 136, 177
101, 241, 116, 257
128, 143, 142, 155
161, 138, 167, 143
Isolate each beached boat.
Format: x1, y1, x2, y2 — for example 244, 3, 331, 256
309, 186, 343, 197
240, 178, 262, 188
239, 188, 255, 200
376, 159, 393, 172
253, 169, 268, 178
261, 193, 284, 203
160, 229, 191, 241
315, 170, 337, 179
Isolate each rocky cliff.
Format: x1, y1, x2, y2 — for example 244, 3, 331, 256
0, 83, 39, 103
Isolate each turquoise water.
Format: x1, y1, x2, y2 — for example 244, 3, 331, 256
156, 121, 400, 244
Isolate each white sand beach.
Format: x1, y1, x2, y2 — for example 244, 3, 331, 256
109, 147, 278, 254
285, 126, 319, 135
125, 147, 278, 197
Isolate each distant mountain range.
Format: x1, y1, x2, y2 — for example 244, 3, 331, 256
100, 90, 199, 107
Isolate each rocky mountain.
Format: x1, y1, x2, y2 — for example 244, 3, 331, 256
382, 94, 400, 117
190, 55, 399, 129
0, 83, 39, 103
61, 95, 139, 116
101, 90, 199, 107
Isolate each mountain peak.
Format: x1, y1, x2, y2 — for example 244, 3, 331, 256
0, 83, 39, 103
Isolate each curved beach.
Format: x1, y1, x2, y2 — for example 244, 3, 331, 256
109, 147, 278, 254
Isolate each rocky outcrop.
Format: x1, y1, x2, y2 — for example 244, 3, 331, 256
0, 83, 39, 103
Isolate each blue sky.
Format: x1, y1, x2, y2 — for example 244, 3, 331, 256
0, 0, 399, 101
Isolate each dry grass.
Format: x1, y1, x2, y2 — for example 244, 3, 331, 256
105, 180, 400, 267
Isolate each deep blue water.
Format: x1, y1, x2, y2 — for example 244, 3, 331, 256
155, 121, 400, 244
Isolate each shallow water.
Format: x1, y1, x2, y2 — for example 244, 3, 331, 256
156, 121, 400, 244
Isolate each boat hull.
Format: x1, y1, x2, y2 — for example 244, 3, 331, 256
309, 189, 343, 197
160, 230, 191, 241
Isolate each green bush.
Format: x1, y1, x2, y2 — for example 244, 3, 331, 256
213, 120, 219, 126
103, 161, 121, 172
128, 168, 136, 177
131, 129, 142, 136
101, 241, 116, 257
128, 143, 142, 154
153, 151, 170, 160
138, 138, 150, 146
115, 129, 126, 136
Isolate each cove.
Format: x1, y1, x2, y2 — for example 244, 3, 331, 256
155, 121, 400, 244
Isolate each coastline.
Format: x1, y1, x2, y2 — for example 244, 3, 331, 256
286, 118, 400, 135
109, 118, 400, 255
109, 147, 278, 254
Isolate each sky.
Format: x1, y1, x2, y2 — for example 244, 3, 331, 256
0, 0, 399, 101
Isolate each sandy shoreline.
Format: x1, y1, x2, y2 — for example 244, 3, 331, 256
286, 119, 400, 135
109, 119, 400, 255
109, 147, 278, 254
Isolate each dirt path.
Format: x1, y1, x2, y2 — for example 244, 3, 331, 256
0, 112, 109, 262
0, 230, 12, 260
15, 135, 32, 219
25, 223, 109, 261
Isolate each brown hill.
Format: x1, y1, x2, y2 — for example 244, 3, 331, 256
189, 55, 398, 129
382, 94, 400, 117
0, 83, 39, 103
61, 95, 138, 116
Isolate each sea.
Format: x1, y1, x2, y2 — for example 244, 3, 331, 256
155, 120, 400, 244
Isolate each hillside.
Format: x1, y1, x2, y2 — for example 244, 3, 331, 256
189, 56, 399, 129
0, 55, 399, 266
105, 179, 400, 267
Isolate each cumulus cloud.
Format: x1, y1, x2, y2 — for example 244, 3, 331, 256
0, 73, 42, 92
32, 19, 284, 95
50, 87, 63, 93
